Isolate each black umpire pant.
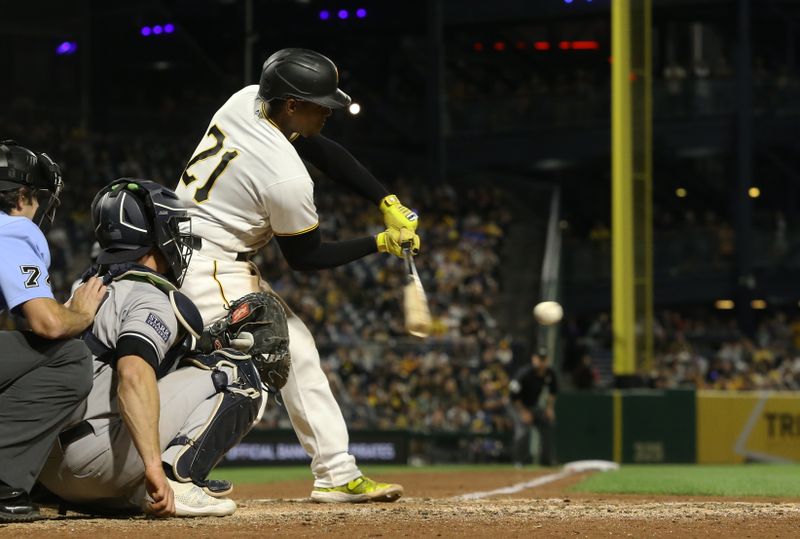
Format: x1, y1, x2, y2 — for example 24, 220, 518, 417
0, 331, 92, 492
512, 407, 556, 466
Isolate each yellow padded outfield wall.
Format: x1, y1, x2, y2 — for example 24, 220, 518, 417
697, 390, 800, 463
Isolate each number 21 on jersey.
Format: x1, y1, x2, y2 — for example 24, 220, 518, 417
181, 125, 239, 203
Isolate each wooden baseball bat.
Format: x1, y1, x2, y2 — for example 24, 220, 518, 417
403, 249, 432, 338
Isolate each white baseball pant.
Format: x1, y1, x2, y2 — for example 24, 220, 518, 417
39, 366, 236, 508
180, 250, 361, 488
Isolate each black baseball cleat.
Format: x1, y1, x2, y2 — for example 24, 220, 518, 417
0, 485, 44, 523
195, 478, 233, 498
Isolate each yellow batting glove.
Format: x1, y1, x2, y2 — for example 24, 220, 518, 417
379, 194, 419, 232
376, 227, 420, 258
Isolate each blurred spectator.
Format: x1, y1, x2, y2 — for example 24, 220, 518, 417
572, 353, 599, 390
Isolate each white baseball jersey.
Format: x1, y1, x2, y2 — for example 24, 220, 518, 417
175, 85, 319, 253
177, 86, 364, 489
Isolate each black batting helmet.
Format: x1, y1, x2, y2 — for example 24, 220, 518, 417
91, 179, 194, 286
0, 140, 64, 229
258, 48, 351, 109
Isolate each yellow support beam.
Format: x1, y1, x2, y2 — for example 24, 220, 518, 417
612, 0, 636, 375
613, 390, 623, 463
634, 0, 654, 374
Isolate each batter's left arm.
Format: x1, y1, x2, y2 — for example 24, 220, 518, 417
292, 134, 389, 203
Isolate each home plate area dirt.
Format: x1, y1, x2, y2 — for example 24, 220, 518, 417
2, 469, 799, 538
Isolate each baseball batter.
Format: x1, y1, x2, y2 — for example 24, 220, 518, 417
38, 179, 268, 517
176, 48, 420, 502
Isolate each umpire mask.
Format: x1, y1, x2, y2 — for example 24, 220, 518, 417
0, 141, 64, 230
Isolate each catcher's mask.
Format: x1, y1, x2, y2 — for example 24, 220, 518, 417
91, 178, 194, 287
0, 140, 64, 230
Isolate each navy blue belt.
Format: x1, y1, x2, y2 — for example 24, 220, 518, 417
58, 421, 92, 447
195, 237, 254, 262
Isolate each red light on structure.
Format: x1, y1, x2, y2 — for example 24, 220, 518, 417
473, 42, 484, 52
533, 41, 550, 50
515, 40, 527, 50
493, 41, 506, 52
571, 40, 599, 50
559, 41, 570, 50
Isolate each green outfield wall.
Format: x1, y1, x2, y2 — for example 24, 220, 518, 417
556, 389, 695, 464
557, 389, 800, 464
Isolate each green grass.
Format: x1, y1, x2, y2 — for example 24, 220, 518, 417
570, 464, 800, 497
209, 464, 530, 485
211, 463, 800, 497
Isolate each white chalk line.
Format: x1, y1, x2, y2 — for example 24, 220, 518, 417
452, 469, 575, 501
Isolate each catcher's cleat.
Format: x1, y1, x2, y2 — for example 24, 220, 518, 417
168, 479, 236, 517
196, 478, 233, 498
310, 476, 404, 504
0, 487, 45, 523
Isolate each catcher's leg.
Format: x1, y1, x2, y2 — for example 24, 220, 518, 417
161, 350, 263, 497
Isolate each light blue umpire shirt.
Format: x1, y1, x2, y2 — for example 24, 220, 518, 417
0, 210, 54, 312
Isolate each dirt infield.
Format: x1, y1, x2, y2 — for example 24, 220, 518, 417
3, 469, 800, 538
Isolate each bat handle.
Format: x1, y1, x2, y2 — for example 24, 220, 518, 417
403, 247, 422, 281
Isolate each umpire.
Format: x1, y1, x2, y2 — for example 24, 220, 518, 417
509, 347, 559, 466
0, 141, 106, 522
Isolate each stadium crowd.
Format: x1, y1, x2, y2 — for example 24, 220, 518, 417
571, 309, 800, 392
255, 182, 518, 435
0, 122, 522, 437
6, 118, 798, 446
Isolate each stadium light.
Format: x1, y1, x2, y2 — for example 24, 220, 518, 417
140, 23, 175, 37
348, 103, 361, 115
55, 41, 77, 55
320, 8, 366, 22
751, 299, 767, 309
675, 187, 687, 198
748, 186, 761, 198
714, 300, 735, 310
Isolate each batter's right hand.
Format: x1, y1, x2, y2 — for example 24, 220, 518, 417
68, 276, 108, 319
376, 227, 420, 257
144, 465, 175, 518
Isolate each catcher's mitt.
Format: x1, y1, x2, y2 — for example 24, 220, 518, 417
198, 292, 291, 390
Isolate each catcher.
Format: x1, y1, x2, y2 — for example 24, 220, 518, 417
38, 179, 289, 517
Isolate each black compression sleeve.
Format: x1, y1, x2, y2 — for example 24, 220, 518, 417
293, 135, 389, 204
275, 227, 377, 271
114, 334, 159, 372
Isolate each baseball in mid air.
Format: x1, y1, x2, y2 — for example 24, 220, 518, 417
533, 301, 563, 326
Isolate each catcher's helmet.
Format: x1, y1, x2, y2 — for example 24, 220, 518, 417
91, 179, 194, 286
258, 48, 351, 109
0, 140, 64, 229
